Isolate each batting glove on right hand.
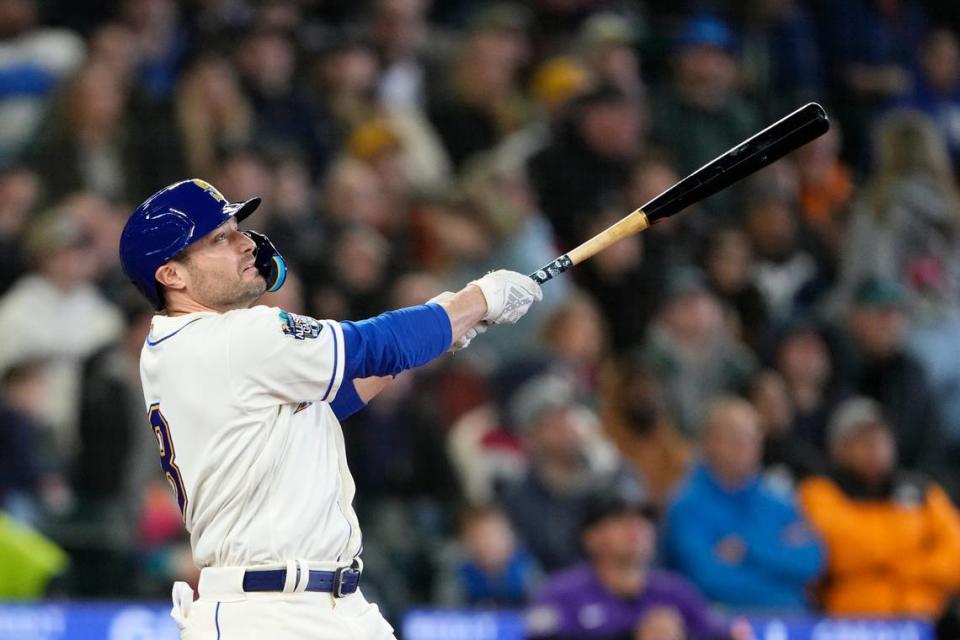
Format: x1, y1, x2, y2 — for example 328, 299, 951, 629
469, 269, 543, 325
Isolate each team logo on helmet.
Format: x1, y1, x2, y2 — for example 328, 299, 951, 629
191, 179, 226, 203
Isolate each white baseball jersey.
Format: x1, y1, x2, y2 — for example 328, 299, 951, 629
139, 305, 363, 569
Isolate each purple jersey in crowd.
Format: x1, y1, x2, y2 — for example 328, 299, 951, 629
527, 563, 728, 640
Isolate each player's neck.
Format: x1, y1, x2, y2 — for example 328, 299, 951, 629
165, 296, 250, 316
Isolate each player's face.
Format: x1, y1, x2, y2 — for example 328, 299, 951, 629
178, 218, 266, 310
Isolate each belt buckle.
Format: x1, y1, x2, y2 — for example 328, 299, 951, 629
332, 559, 362, 598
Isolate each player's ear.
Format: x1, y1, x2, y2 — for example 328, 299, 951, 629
155, 261, 188, 292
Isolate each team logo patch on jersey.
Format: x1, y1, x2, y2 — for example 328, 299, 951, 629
279, 310, 323, 340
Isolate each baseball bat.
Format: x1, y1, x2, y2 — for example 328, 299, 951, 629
529, 102, 830, 284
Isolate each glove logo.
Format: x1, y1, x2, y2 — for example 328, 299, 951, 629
279, 311, 323, 340
502, 287, 533, 317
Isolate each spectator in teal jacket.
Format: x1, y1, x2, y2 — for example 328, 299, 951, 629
663, 396, 825, 610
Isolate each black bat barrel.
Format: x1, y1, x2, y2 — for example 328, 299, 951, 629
643, 102, 829, 224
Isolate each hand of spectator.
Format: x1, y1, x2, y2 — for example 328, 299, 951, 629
469, 270, 543, 325
714, 535, 746, 565
729, 616, 756, 640
634, 606, 686, 640
429, 291, 490, 351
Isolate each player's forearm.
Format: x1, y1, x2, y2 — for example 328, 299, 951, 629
330, 376, 393, 420
434, 285, 487, 344
354, 376, 392, 403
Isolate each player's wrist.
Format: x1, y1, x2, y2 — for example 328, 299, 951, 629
464, 283, 489, 320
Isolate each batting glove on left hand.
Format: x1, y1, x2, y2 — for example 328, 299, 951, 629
428, 291, 489, 352
469, 270, 543, 325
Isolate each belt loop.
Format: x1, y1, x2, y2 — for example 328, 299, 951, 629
294, 560, 310, 593
282, 559, 298, 593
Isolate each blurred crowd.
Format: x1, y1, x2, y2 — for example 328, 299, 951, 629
3, 0, 960, 638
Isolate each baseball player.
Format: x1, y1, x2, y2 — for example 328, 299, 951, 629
118, 179, 542, 639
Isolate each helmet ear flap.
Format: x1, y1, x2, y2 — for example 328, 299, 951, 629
244, 230, 287, 292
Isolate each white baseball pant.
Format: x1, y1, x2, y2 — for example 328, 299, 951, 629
172, 564, 397, 639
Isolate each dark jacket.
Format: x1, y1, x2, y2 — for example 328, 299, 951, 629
528, 122, 632, 251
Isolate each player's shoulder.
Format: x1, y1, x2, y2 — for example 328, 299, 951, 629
224, 306, 330, 342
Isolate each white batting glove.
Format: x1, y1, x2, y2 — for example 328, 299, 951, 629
469, 269, 543, 325
428, 291, 489, 352
454, 322, 489, 351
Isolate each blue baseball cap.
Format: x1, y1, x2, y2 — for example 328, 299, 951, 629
119, 179, 261, 310
677, 14, 737, 53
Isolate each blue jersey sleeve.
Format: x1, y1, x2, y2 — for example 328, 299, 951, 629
330, 378, 365, 420
339, 303, 452, 379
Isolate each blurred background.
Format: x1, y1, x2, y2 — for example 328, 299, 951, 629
2, 0, 960, 638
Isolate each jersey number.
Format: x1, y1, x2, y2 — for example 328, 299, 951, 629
148, 403, 188, 518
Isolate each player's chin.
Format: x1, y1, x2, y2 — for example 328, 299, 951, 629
233, 272, 266, 300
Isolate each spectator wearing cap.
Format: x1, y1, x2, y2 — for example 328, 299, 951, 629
637, 268, 756, 437
664, 397, 824, 610
832, 277, 945, 479
0, 212, 122, 455
530, 57, 593, 122
530, 82, 647, 249
575, 12, 644, 98
528, 493, 728, 640
499, 375, 645, 572
799, 397, 960, 617
650, 14, 759, 218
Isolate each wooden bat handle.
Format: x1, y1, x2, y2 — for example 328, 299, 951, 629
530, 209, 650, 284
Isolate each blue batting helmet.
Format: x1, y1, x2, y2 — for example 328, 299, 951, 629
119, 178, 285, 310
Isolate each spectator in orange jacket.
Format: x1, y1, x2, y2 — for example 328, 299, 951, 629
799, 397, 960, 618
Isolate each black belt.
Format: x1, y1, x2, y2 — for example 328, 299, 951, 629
242, 560, 361, 597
